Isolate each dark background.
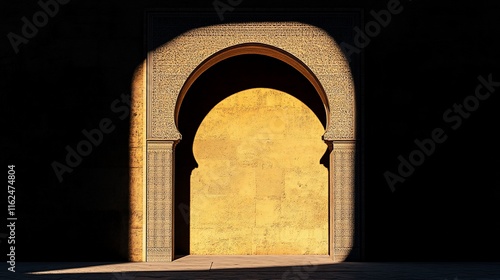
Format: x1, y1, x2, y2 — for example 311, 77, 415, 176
1, 0, 499, 262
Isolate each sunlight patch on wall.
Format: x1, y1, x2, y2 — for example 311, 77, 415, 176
190, 88, 328, 255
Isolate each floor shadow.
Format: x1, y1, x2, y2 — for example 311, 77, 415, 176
9, 261, 500, 280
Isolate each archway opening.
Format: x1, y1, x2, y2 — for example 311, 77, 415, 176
191, 88, 328, 254
175, 54, 329, 256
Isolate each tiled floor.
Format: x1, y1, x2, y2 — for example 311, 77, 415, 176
2, 256, 500, 279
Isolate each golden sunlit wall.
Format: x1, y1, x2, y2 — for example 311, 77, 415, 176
129, 61, 146, 261
190, 88, 328, 255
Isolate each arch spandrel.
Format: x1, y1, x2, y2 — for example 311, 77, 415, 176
147, 22, 355, 141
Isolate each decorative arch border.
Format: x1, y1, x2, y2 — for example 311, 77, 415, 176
174, 43, 331, 128
130, 20, 358, 262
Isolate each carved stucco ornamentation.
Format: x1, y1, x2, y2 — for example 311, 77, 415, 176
332, 142, 356, 260
146, 141, 174, 261
148, 22, 355, 141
